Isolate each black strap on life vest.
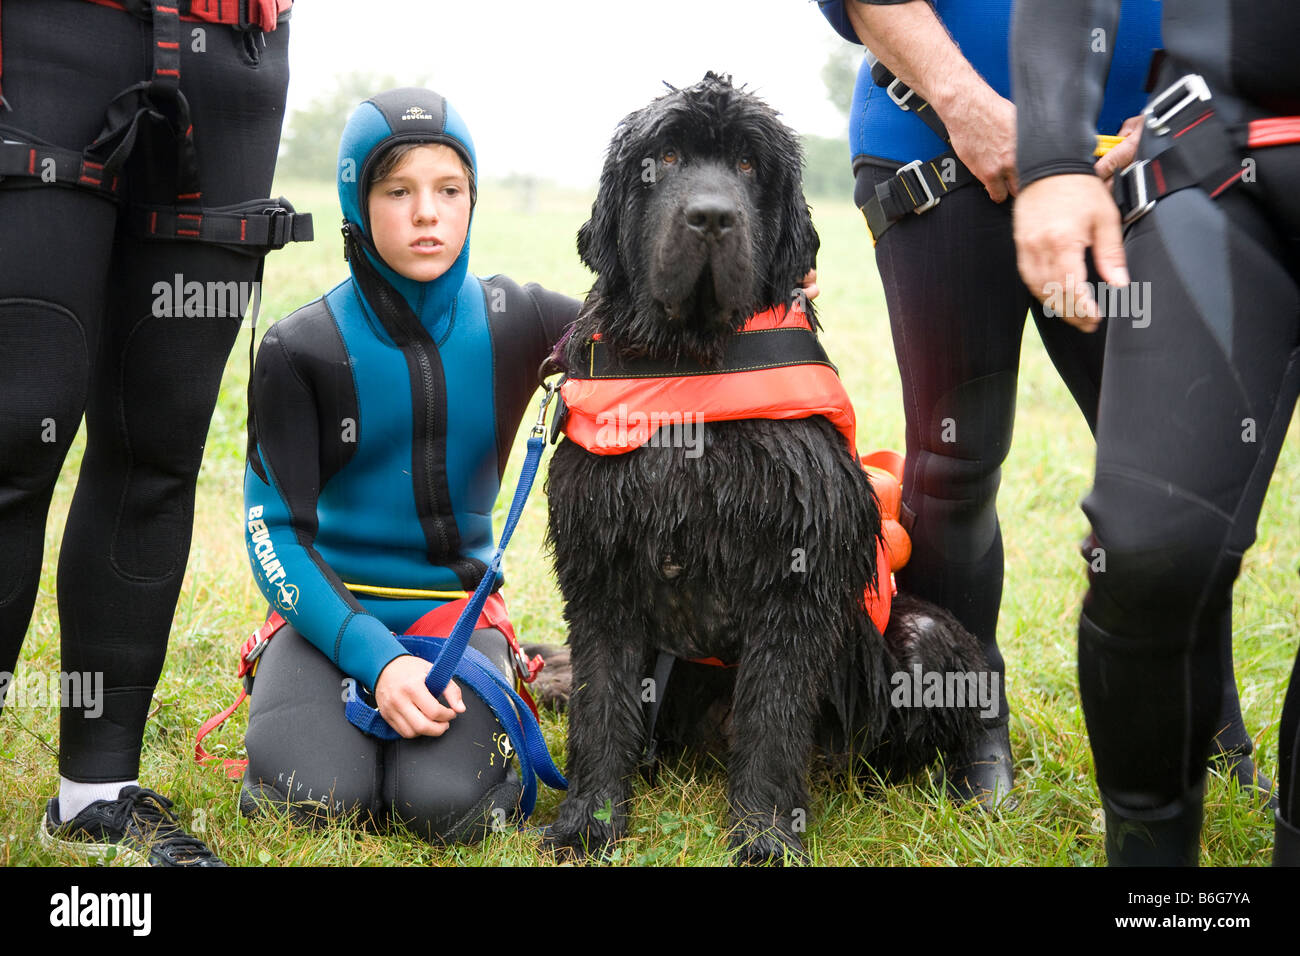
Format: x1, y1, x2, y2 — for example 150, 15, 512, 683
1113, 74, 1300, 227
859, 52, 976, 243
574, 326, 836, 381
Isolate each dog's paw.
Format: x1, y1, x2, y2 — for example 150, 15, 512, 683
541, 800, 619, 863
728, 821, 808, 866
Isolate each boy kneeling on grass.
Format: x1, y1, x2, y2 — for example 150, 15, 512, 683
239, 87, 579, 842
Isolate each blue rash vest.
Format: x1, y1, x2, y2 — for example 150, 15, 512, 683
243, 88, 578, 690
816, 0, 1163, 168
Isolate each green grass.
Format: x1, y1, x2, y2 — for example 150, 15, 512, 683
2, 177, 1296, 867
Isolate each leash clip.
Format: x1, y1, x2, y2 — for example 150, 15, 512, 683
532, 377, 562, 438
1145, 73, 1211, 136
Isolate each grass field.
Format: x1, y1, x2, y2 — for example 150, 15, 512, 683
2, 175, 1297, 867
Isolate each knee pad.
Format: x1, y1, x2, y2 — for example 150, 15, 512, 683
0, 299, 89, 608
1082, 471, 1235, 641
0, 298, 89, 481
383, 687, 515, 844
907, 450, 1003, 564
105, 311, 238, 580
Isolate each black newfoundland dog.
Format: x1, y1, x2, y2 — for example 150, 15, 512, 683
544, 74, 986, 863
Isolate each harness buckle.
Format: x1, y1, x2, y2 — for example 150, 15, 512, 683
897, 159, 939, 214
887, 78, 915, 111
1117, 160, 1155, 225
264, 206, 292, 249
1144, 73, 1211, 136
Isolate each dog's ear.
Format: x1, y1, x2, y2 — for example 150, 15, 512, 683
767, 153, 821, 307
577, 132, 633, 291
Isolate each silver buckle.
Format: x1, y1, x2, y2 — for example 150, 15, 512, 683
897, 160, 939, 214
1119, 160, 1154, 225
1144, 73, 1211, 136
887, 78, 915, 110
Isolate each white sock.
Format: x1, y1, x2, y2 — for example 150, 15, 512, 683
58, 777, 138, 822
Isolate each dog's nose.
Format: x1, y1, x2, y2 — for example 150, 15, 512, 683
685, 196, 736, 238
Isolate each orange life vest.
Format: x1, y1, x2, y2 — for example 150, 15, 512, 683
558, 302, 909, 634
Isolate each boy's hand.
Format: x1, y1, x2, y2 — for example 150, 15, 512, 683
374, 654, 466, 738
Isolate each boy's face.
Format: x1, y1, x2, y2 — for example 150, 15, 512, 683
367, 144, 472, 283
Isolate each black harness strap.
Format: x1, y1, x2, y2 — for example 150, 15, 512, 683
130, 196, 313, 253
859, 53, 976, 242
1112, 77, 1264, 227
639, 651, 676, 781
861, 151, 975, 243
576, 326, 835, 381
868, 53, 950, 142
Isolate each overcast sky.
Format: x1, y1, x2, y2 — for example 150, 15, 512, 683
285, 0, 850, 186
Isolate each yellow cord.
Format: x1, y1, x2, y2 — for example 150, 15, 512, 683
343, 582, 470, 600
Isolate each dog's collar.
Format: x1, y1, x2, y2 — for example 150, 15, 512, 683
572, 301, 829, 381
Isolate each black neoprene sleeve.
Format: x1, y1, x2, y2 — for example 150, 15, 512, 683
1012, 0, 1122, 188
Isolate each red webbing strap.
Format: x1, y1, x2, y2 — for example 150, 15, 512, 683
195, 612, 288, 777
405, 592, 544, 717
81, 0, 290, 29
194, 690, 249, 779
1248, 117, 1300, 149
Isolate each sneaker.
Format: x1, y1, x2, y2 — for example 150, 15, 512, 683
39, 785, 226, 867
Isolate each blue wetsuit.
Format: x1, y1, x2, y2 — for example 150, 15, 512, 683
240, 88, 577, 840
243, 89, 577, 692
820, 0, 1161, 168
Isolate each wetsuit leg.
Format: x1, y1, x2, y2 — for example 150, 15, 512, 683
52, 15, 291, 782
245, 623, 520, 842
1078, 147, 1300, 853
0, 0, 137, 704
243, 620, 384, 823
858, 162, 1091, 724
383, 628, 521, 844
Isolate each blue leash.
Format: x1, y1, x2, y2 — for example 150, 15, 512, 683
344, 381, 568, 819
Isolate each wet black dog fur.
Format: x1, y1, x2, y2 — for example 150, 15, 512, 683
544, 74, 986, 864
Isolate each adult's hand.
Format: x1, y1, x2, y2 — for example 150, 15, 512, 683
375, 654, 466, 738
944, 87, 1019, 203
1013, 173, 1129, 333
1093, 114, 1144, 186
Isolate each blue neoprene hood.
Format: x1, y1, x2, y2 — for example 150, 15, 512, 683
338, 87, 479, 324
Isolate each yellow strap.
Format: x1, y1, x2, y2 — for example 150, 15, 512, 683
1094, 134, 1124, 157
343, 582, 470, 600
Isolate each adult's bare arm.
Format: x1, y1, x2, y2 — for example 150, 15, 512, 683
843, 0, 1018, 202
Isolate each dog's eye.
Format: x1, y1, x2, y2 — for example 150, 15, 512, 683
661, 149, 679, 166
737, 156, 754, 173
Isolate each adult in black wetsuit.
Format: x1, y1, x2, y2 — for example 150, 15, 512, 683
0, 0, 307, 865
816, 0, 1268, 809
1013, 0, 1300, 865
